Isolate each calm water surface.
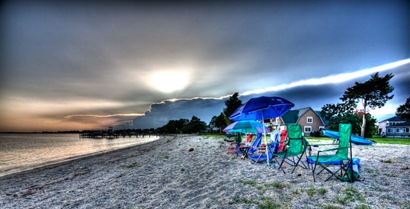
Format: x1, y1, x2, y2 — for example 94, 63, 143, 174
0, 133, 159, 177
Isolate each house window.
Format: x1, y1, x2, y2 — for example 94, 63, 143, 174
304, 126, 312, 133
307, 117, 313, 123
406, 128, 409, 133
387, 128, 393, 133
319, 126, 325, 130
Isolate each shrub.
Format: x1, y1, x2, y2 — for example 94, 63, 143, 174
310, 130, 322, 137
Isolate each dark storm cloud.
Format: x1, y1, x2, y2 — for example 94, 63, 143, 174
132, 64, 410, 129
133, 99, 226, 129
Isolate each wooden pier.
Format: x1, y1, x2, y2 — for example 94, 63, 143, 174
79, 132, 155, 139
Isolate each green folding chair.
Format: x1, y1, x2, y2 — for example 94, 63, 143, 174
272, 124, 308, 174
308, 123, 352, 182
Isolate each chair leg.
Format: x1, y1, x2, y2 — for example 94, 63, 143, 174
312, 162, 317, 182
314, 162, 342, 182
274, 157, 286, 174
291, 155, 303, 174
321, 164, 342, 182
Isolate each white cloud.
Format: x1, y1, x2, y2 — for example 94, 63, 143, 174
241, 59, 410, 96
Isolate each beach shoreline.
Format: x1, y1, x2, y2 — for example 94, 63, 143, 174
0, 135, 166, 181
0, 136, 162, 179
1, 135, 409, 208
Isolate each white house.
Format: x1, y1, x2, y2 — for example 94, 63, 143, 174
378, 116, 410, 138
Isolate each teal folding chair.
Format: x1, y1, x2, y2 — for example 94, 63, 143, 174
308, 123, 353, 182
272, 124, 308, 174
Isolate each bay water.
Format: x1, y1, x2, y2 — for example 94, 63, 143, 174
0, 133, 159, 177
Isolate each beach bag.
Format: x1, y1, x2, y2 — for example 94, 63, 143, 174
338, 167, 360, 182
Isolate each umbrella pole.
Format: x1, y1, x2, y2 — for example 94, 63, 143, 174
262, 116, 270, 166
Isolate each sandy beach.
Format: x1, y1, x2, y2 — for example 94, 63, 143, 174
0, 135, 409, 209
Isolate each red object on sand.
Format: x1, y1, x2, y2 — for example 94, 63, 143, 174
245, 134, 253, 143
279, 130, 287, 151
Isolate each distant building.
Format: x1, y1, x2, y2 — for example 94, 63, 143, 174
378, 116, 410, 138
280, 107, 326, 136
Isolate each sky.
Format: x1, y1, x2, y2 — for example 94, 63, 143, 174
1, 1, 409, 132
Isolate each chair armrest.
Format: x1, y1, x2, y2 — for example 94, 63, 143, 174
317, 146, 349, 153
308, 143, 337, 147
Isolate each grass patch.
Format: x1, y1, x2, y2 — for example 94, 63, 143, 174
257, 197, 281, 209
333, 186, 364, 205
268, 182, 290, 190
239, 180, 257, 186
317, 187, 327, 195
255, 181, 290, 194
306, 187, 327, 197
355, 204, 372, 209
256, 185, 264, 191
124, 162, 138, 168
370, 137, 410, 145
162, 153, 170, 160
239, 197, 258, 205
292, 189, 301, 195
230, 196, 281, 208
321, 204, 342, 209
344, 186, 364, 202
306, 187, 316, 197
380, 159, 393, 163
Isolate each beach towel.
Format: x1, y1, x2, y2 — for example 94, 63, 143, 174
245, 134, 253, 143
270, 131, 280, 153
279, 129, 287, 152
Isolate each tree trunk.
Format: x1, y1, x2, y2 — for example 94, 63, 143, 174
361, 100, 366, 137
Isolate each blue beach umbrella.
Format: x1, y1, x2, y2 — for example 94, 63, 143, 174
229, 96, 295, 165
229, 96, 294, 121
223, 120, 269, 134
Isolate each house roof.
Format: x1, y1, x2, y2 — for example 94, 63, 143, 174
282, 107, 325, 125
387, 121, 410, 127
316, 110, 329, 125
379, 116, 405, 122
282, 110, 299, 123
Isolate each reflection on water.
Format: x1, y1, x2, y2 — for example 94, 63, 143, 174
0, 133, 159, 177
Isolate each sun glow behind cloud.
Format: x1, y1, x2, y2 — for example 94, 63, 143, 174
241, 59, 410, 96
147, 70, 191, 93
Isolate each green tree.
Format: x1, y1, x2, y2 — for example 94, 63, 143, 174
396, 97, 410, 121
340, 72, 394, 137
320, 105, 376, 137
321, 103, 361, 134
183, 116, 207, 133
356, 111, 377, 137
162, 119, 189, 134
209, 113, 227, 133
223, 92, 242, 123
321, 103, 355, 122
